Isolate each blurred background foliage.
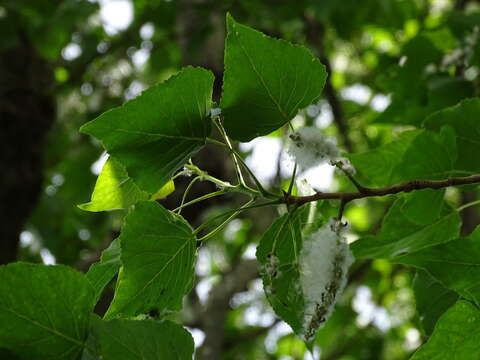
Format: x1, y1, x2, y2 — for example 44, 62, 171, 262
1, 0, 479, 359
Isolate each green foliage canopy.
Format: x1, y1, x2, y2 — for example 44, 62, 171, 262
2, 3, 480, 360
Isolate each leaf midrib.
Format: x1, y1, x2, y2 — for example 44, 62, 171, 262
359, 211, 458, 256
235, 29, 290, 122
107, 128, 206, 143
113, 235, 192, 313
0, 305, 84, 349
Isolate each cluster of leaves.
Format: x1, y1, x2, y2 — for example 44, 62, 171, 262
0, 15, 325, 359
2, 5, 480, 360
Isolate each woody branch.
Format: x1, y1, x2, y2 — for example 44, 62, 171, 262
286, 174, 480, 205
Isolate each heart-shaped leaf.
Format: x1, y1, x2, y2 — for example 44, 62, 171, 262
221, 14, 327, 141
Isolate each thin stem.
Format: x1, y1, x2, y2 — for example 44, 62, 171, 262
287, 120, 295, 132
336, 199, 348, 221
184, 163, 261, 198
171, 170, 188, 181
208, 117, 278, 199
331, 160, 367, 192
228, 146, 279, 199
196, 199, 256, 242
213, 118, 248, 188
184, 163, 235, 189
457, 199, 480, 212
193, 199, 283, 236
206, 137, 228, 147
176, 176, 200, 214
173, 178, 229, 214
173, 189, 229, 213
287, 163, 298, 195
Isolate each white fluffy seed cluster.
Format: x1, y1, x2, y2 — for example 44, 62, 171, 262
298, 218, 354, 342
287, 127, 339, 169
331, 157, 356, 176
296, 178, 315, 196
287, 127, 355, 174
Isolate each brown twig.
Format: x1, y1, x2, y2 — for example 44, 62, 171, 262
286, 174, 480, 205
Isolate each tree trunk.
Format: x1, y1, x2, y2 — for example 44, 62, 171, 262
0, 37, 55, 264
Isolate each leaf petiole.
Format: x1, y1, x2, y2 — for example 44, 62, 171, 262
196, 199, 256, 242
206, 137, 228, 147
228, 146, 279, 199
173, 189, 228, 213
213, 117, 249, 189
193, 198, 283, 237
287, 163, 298, 196
207, 118, 279, 200
457, 199, 480, 212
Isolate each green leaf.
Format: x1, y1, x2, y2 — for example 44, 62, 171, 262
396, 226, 480, 305
427, 77, 475, 114
92, 318, 194, 360
221, 14, 327, 141
348, 128, 457, 187
80, 315, 102, 360
424, 98, 480, 174
79, 157, 148, 212
375, 35, 443, 126
105, 201, 196, 319
351, 198, 461, 259
80, 66, 214, 193
348, 130, 420, 187
86, 238, 122, 304
79, 157, 175, 212
395, 126, 457, 181
401, 190, 445, 226
150, 179, 175, 200
413, 270, 458, 336
256, 211, 306, 336
0, 263, 95, 359
411, 300, 480, 359
257, 210, 351, 343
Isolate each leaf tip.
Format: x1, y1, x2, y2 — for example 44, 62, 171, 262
225, 12, 236, 32
77, 203, 89, 211
78, 121, 90, 134
77, 202, 103, 212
